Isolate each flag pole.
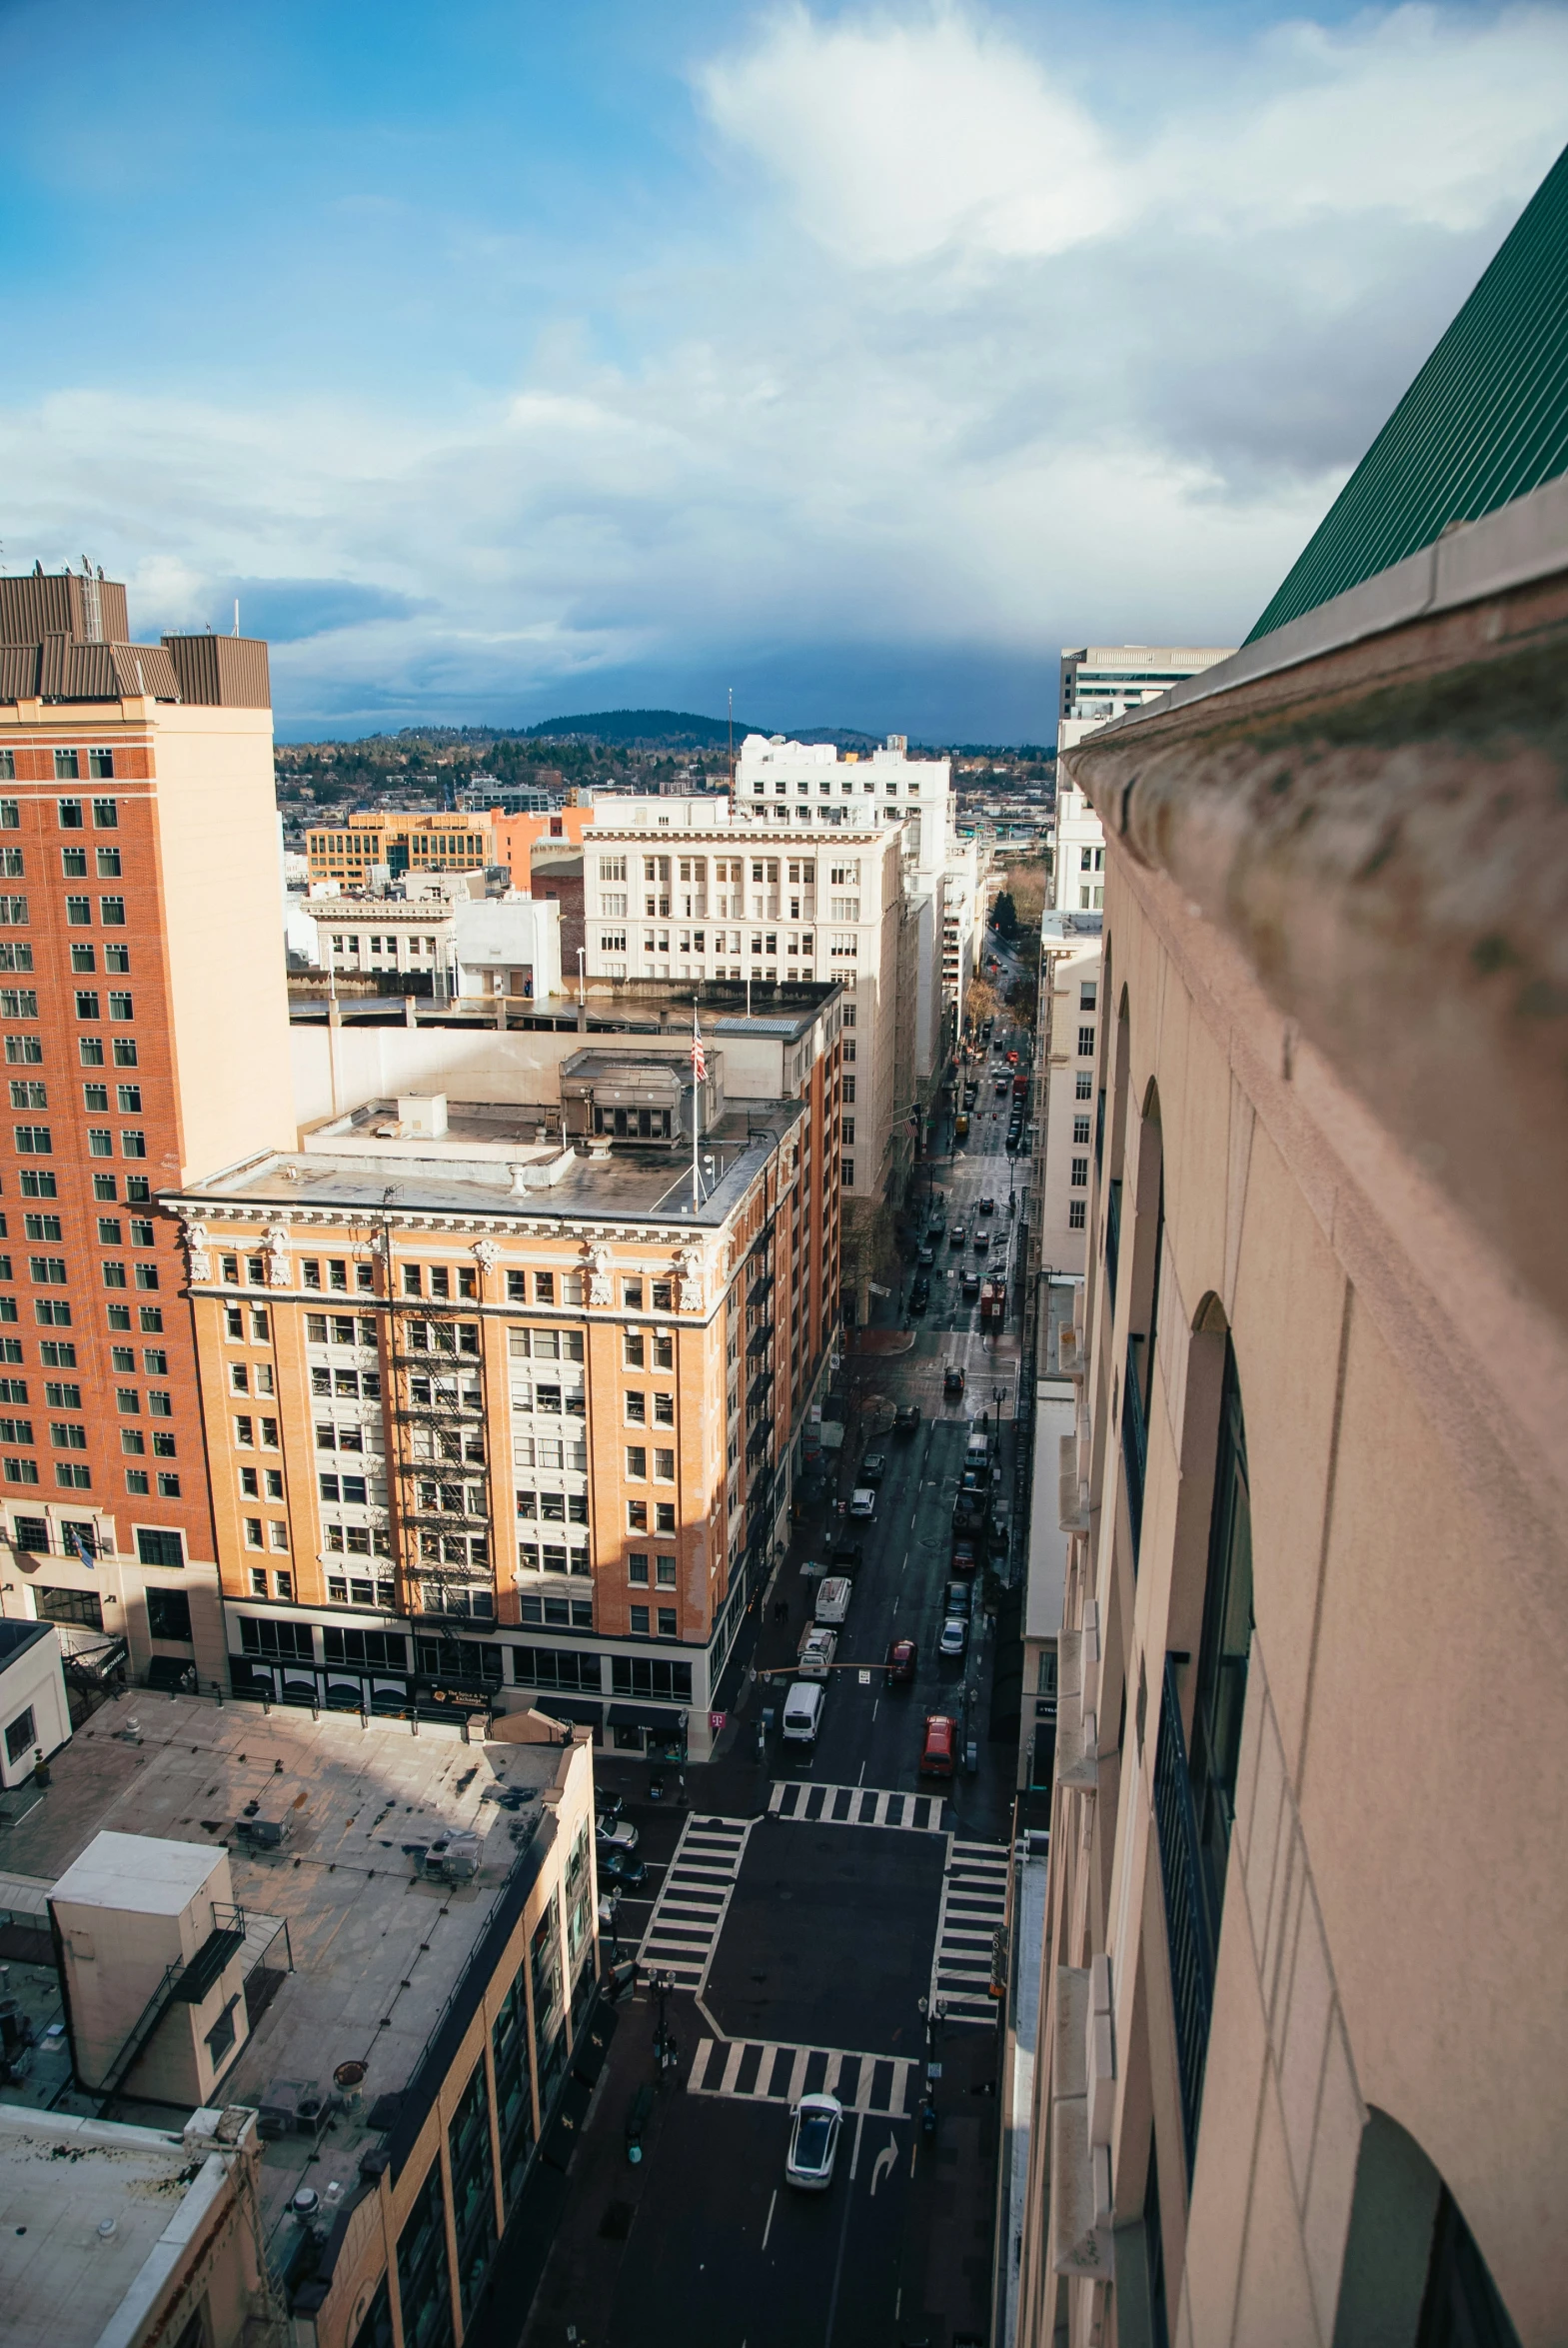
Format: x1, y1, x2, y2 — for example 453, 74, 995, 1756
692, 1001, 702, 1213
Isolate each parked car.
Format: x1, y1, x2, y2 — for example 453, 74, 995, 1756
920, 1714, 957, 1776
785, 2093, 843, 2190
887, 1637, 918, 1683
598, 1818, 640, 1855
861, 1451, 886, 1482
943, 1364, 965, 1396
848, 1487, 876, 1518
952, 1493, 985, 1536
951, 1537, 978, 1574
600, 1848, 647, 1887
596, 1793, 625, 1825
938, 1614, 969, 1660
916, 1244, 935, 1268
910, 1279, 930, 1313
894, 1402, 921, 1434
944, 1580, 972, 1617
829, 1537, 863, 1574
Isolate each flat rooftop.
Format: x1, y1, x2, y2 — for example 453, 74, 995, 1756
0, 1694, 570, 2269
179, 1095, 804, 1227
287, 982, 840, 1037
0, 2105, 226, 2348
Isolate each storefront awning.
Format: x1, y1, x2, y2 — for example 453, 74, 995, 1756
531, 1695, 603, 1727
606, 1703, 684, 1733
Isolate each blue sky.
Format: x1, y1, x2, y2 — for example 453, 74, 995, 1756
3, 0, 1564, 741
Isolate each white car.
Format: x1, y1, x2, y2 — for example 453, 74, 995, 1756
597, 1818, 640, 1855
939, 1614, 968, 1659
785, 2092, 843, 2190
848, 1488, 876, 1518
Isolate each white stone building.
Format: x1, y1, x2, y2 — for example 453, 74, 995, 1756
1053, 649, 1235, 915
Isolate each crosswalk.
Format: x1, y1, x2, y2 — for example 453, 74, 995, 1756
929, 1837, 1011, 2023
769, 1779, 946, 1833
688, 2034, 916, 2118
636, 1813, 753, 1991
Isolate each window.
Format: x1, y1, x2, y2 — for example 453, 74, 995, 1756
0, 898, 28, 929
1069, 1198, 1086, 1229
116, 1085, 141, 1113
656, 1554, 677, 1587
630, 1604, 651, 1635
75, 991, 99, 1021
113, 1038, 137, 1067
56, 759, 82, 787
1077, 1026, 1095, 1058
1071, 1158, 1088, 1187
625, 1445, 647, 1479
1073, 1117, 1091, 1146
5, 1037, 41, 1067
842, 1159, 854, 1188
147, 1587, 192, 1641
657, 1606, 678, 1637
56, 1463, 91, 1488
0, 992, 37, 1020
65, 896, 91, 928
1080, 982, 1097, 1010
655, 1501, 676, 1533
120, 1130, 146, 1159
4, 1707, 37, 1765
653, 1447, 675, 1481
109, 992, 132, 1020
92, 788, 117, 817
628, 1552, 650, 1584
35, 1301, 69, 1326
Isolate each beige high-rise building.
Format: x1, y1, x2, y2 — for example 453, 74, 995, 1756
1009, 472, 1568, 2344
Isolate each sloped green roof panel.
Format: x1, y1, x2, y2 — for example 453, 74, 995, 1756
1248, 142, 1568, 641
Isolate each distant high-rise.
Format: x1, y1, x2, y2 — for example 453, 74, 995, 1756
0, 566, 292, 1681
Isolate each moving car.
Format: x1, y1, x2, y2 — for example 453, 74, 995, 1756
887, 1637, 917, 1683
910, 1278, 930, 1313
920, 1714, 957, 1776
994, 1076, 1010, 1095
961, 1271, 980, 1300
916, 1244, 935, 1268
861, 1451, 886, 1481
976, 1196, 996, 1214
848, 1487, 876, 1518
938, 1615, 969, 1660
972, 1228, 989, 1252
894, 1402, 921, 1434
785, 2093, 843, 2190
943, 1364, 965, 1396
949, 1224, 965, 1247
598, 1817, 640, 1855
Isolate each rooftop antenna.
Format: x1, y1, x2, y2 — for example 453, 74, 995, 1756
234, 599, 241, 638
728, 688, 734, 807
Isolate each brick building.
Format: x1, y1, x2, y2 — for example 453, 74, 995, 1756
0, 568, 293, 1685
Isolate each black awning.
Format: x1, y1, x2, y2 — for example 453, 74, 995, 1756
531, 1695, 603, 1727
606, 1703, 685, 1733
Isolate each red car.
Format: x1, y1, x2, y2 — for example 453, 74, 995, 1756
951, 1537, 978, 1574
920, 1714, 957, 1776
887, 1638, 917, 1684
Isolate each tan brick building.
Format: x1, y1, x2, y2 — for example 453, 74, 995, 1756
168, 1003, 842, 1758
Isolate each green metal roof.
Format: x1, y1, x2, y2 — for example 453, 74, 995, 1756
1248, 141, 1568, 642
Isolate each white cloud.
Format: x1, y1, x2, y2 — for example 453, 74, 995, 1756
699, 5, 1126, 265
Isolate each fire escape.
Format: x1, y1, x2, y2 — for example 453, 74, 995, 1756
387, 1302, 495, 1695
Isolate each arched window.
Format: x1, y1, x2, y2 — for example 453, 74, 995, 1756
1189, 1336, 1253, 1938
1333, 2108, 1522, 2348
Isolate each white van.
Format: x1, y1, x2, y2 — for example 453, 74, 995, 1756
966, 1433, 992, 1473
814, 1576, 852, 1627
796, 1626, 837, 1679
783, 1681, 825, 1745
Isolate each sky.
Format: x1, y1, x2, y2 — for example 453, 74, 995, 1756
2, 1, 1565, 742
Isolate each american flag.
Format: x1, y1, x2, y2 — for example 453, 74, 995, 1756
691, 1013, 707, 1085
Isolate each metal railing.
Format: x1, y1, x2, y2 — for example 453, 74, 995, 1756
1122, 1333, 1147, 1570
1153, 1657, 1216, 2177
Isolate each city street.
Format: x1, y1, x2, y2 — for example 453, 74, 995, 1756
516, 1023, 1030, 2348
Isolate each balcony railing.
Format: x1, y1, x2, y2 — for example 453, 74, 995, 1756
1105, 1179, 1121, 1306
1121, 1333, 1147, 1570
1153, 1657, 1216, 2178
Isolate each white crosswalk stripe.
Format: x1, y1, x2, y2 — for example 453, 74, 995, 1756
768, 1779, 946, 1834
930, 1836, 1010, 2023
636, 1813, 753, 1991
688, 2035, 916, 2118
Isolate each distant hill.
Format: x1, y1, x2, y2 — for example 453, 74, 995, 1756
523, 709, 766, 748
